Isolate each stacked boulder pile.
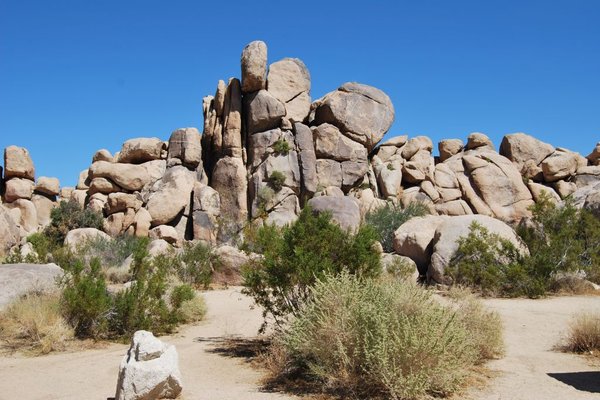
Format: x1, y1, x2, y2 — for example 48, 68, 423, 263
0, 146, 61, 255
1, 40, 599, 263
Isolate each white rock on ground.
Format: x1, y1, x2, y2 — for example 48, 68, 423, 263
0, 263, 63, 309
115, 330, 183, 400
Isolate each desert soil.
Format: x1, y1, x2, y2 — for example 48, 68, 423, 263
0, 288, 598, 400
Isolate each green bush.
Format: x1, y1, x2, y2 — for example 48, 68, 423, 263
44, 200, 104, 246
110, 242, 173, 337
60, 258, 112, 338
517, 195, 600, 286
447, 195, 600, 297
242, 206, 381, 331
272, 138, 290, 155
276, 273, 502, 399
79, 234, 148, 270
173, 241, 220, 289
268, 170, 286, 192
365, 202, 429, 253
446, 222, 532, 297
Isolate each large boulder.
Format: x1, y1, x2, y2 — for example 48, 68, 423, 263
146, 166, 196, 226
89, 161, 152, 191
31, 194, 55, 226
118, 138, 165, 164
462, 151, 534, 222
312, 123, 367, 161
0, 205, 20, 256
0, 263, 63, 309
541, 150, 579, 182
4, 145, 34, 180
307, 195, 360, 231
267, 58, 311, 122
312, 82, 394, 151
241, 40, 267, 93
244, 90, 286, 135
428, 215, 528, 284
393, 215, 447, 275
500, 133, 555, 173
5, 199, 38, 232
167, 128, 202, 168
115, 330, 183, 400
438, 139, 464, 162
35, 177, 60, 197
64, 228, 111, 251
4, 178, 34, 202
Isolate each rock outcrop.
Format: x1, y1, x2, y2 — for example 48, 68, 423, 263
2, 40, 599, 265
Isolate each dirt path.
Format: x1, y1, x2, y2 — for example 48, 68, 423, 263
468, 296, 600, 400
0, 288, 296, 400
0, 289, 599, 400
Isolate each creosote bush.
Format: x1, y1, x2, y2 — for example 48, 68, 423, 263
44, 200, 104, 247
365, 202, 429, 253
448, 194, 600, 297
274, 274, 502, 400
242, 206, 381, 331
172, 241, 220, 289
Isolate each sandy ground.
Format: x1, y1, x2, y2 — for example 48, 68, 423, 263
0, 288, 599, 400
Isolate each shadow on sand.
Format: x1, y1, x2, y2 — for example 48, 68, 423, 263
548, 371, 600, 393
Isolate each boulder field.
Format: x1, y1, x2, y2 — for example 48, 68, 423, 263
1, 41, 599, 276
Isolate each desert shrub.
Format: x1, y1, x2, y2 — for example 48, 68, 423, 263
26, 232, 53, 262
173, 241, 220, 289
110, 244, 173, 337
272, 138, 290, 155
518, 194, 600, 285
60, 257, 113, 338
564, 312, 600, 354
268, 170, 286, 192
446, 222, 533, 297
79, 234, 148, 270
385, 256, 417, 280
44, 200, 104, 246
276, 273, 502, 399
169, 284, 206, 323
0, 292, 73, 355
365, 202, 429, 253
178, 296, 207, 323
242, 206, 381, 331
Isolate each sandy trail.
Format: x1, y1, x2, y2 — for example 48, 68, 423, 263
1, 289, 599, 400
0, 288, 296, 400
469, 296, 600, 400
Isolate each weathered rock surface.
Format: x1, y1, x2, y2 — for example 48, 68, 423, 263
312, 82, 394, 151
90, 161, 152, 192
4, 145, 34, 180
64, 228, 111, 251
0, 263, 63, 309
118, 138, 165, 164
307, 195, 360, 231
0, 205, 20, 256
35, 177, 60, 197
4, 178, 34, 202
146, 166, 196, 226
267, 58, 311, 122
167, 128, 202, 168
115, 330, 183, 400
241, 40, 267, 93
500, 133, 555, 172
244, 90, 286, 134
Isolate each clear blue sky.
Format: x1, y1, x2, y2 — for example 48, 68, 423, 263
1, 0, 599, 186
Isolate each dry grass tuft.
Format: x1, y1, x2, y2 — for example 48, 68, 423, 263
178, 295, 207, 323
0, 292, 73, 355
564, 312, 600, 355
